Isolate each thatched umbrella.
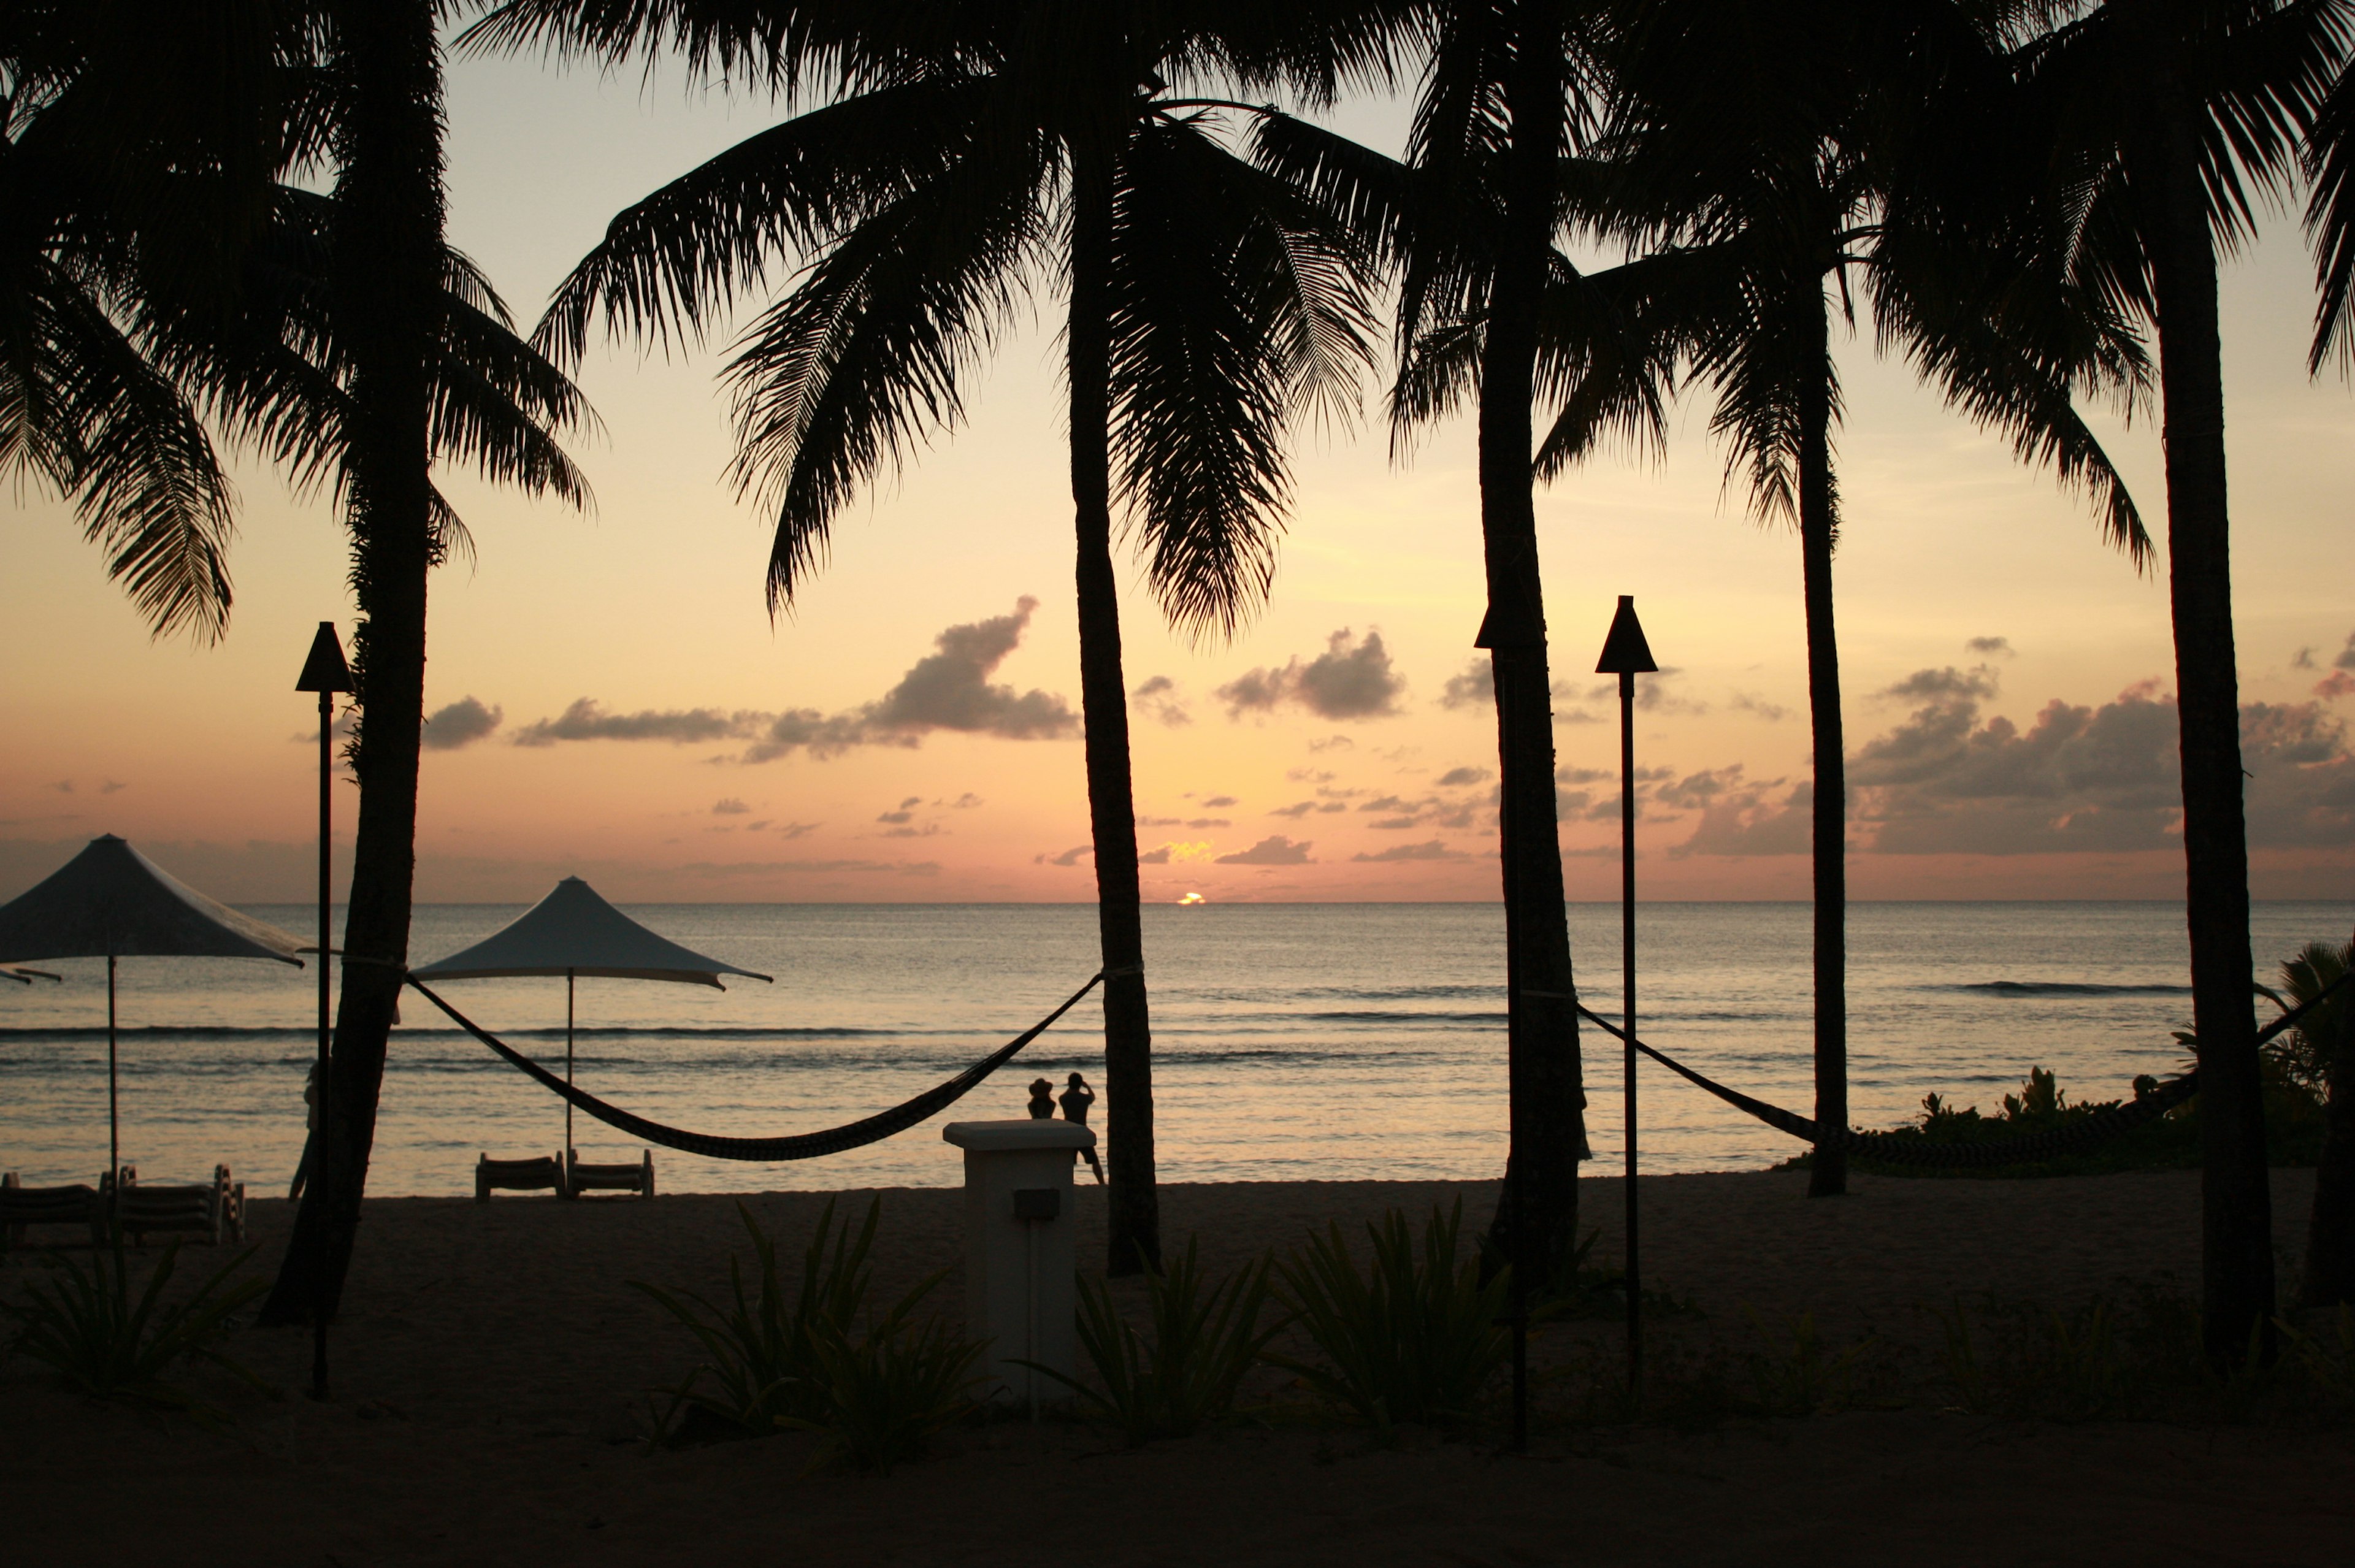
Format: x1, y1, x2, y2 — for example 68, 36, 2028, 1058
0, 836, 305, 1175
412, 877, 770, 1163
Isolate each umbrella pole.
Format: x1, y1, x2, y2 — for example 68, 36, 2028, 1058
566, 969, 575, 1174
107, 954, 119, 1185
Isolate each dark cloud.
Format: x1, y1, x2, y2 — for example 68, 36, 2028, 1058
2318, 670, 2355, 702
1877, 665, 2000, 705
50, 781, 71, 794
1729, 691, 1791, 722
1672, 771, 1814, 857
2338, 632, 2355, 671
1185, 817, 1230, 829
515, 600, 1074, 763
1036, 844, 1093, 866
876, 796, 922, 825
1139, 845, 1173, 864
1966, 637, 2015, 657
1308, 734, 1355, 752
1202, 795, 1239, 809
423, 696, 503, 751
943, 792, 985, 809
1268, 800, 1347, 817
1216, 835, 1314, 865
1218, 629, 1406, 721
1132, 675, 1192, 728
99, 781, 126, 795
1436, 766, 1491, 787
1287, 768, 1336, 784
2295, 646, 2319, 670
1352, 840, 1468, 863
712, 798, 751, 816
1438, 660, 1491, 711
765, 821, 821, 838
515, 699, 749, 748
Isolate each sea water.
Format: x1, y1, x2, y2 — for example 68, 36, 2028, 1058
2, 901, 2349, 1196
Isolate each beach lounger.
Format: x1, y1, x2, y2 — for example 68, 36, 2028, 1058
0, 1172, 104, 1249
475, 1153, 569, 1201
565, 1149, 655, 1199
104, 1165, 246, 1247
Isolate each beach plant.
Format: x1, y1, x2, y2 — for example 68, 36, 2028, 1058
1028, 1239, 1286, 1444
632, 1198, 881, 1440
1271, 1200, 1511, 1427
0, 1239, 270, 1415
1739, 1309, 1875, 1417
782, 1278, 985, 1474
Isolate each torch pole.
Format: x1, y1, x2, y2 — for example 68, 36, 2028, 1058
1618, 670, 1642, 1404
313, 684, 333, 1402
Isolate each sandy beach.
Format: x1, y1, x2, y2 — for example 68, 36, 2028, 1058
5, 1169, 2349, 1566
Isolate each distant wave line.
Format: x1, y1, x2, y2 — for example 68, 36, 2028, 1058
1943, 981, 2193, 996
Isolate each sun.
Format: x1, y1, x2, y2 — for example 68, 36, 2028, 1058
1176, 892, 1205, 906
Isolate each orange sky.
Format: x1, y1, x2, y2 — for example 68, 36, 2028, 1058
5, 50, 2352, 904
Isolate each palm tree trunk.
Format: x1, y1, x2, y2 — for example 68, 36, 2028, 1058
1478, 0, 1585, 1282
259, 0, 445, 1328
1067, 128, 1160, 1278
2146, 94, 2271, 1361
1798, 286, 1847, 1199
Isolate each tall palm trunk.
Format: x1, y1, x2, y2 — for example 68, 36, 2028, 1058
2145, 88, 2270, 1360
1479, 0, 1585, 1280
260, 0, 445, 1328
1067, 127, 1160, 1278
1797, 284, 1847, 1198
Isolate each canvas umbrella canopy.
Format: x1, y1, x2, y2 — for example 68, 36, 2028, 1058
412, 877, 772, 1161
0, 835, 305, 1176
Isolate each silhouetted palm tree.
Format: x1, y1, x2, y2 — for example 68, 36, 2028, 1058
2008, 0, 2346, 1358
1590, 0, 2149, 1196
1254, 1, 1680, 1277
463, 0, 1391, 1274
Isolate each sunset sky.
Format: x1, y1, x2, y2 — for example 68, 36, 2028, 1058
5, 48, 2352, 905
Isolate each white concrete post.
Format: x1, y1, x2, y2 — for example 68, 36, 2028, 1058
941, 1119, 1095, 1410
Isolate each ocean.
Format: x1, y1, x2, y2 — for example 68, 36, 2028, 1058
2, 901, 2349, 1196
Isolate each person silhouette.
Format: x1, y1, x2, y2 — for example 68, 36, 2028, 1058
1026, 1077, 1055, 1119
1059, 1071, 1105, 1184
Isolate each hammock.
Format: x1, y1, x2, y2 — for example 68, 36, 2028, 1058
1577, 966, 2350, 1170
405, 969, 1106, 1161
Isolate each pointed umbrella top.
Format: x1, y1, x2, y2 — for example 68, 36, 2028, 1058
1595, 595, 1660, 676
412, 877, 773, 989
0, 836, 306, 965
296, 621, 354, 694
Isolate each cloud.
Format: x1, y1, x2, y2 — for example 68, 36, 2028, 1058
513, 600, 1075, 763
1729, 691, 1791, 722
99, 780, 126, 795
422, 696, 503, 751
1268, 800, 1346, 817
1438, 660, 1491, 711
2317, 670, 2355, 702
1218, 629, 1406, 721
943, 792, 985, 809
1202, 795, 1238, 809
2295, 646, 2318, 670
1308, 734, 1355, 752
1966, 637, 2015, 657
1216, 835, 1314, 865
1436, 766, 1491, 787
1351, 840, 1468, 863
515, 699, 747, 748
1845, 670, 2355, 854
2334, 632, 2355, 671
765, 821, 821, 838
1139, 844, 1171, 864
50, 781, 71, 794
1132, 675, 1192, 728
1140, 841, 1214, 865
875, 795, 924, 826
1672, 770, 1815, 857
712, 798, 751, 816
1036, 844, 1093, 866
1185, 817, 1230, 828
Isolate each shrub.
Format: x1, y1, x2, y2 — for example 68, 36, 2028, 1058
633, 1197, 881, 1439
1, 1238, 270, 1414
1034, 1238, 1284, 1443
783, 1279, 984, 1473
1271, 1199, 1509, 1426
1740, 1309, 1875, 1416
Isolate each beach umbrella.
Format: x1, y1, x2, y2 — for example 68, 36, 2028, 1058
0, 835, 305, 1176
412, 877, 772, 1163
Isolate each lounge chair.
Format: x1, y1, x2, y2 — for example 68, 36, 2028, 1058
566, 1149, 655, 1199
475, 1153, 568, 1202
0, 1172, 104, 1249
104, 1165, 246, 1247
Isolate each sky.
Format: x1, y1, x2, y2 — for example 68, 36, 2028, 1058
4, 44, 2353, 904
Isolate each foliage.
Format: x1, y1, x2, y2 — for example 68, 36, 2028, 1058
780, 1279, 984, 1474
1740, 1309, 1877, 1417
634, 1198, 982, 1467
1029, 1238, 1285, 1444
632, 1197, 883, 1439
1271, 1200, 1509, 1427
2259, 933, 2354, 1096
0, 1239, 270, 1414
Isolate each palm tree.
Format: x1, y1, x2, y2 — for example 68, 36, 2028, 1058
2261, 934, 2354, 1307
462, 0, 1391, 1274
1589, 0, 2150, 1198
1254, 2, 1682, 1277
0, 1, 288, 640
2007, 0, 2348, 1358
